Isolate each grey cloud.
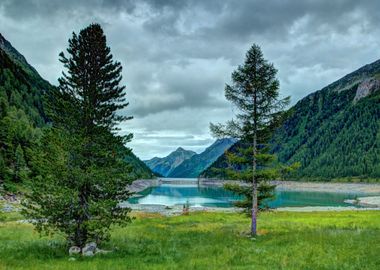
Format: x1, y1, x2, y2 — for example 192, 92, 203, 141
1, 0, 380, 159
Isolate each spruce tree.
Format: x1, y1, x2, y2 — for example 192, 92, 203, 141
210, 44, 297, 236
23, 24, 134, 249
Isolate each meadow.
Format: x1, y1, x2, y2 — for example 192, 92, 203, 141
1, 210, 379, 269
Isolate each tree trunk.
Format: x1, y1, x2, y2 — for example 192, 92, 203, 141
251, 132, 257, 236
73, 188, 89, 248
251, 89, 258, 236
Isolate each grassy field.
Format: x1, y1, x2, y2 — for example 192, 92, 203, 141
0, 210, 379, 270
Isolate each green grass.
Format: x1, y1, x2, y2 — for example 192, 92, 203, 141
1, 211, 380, 269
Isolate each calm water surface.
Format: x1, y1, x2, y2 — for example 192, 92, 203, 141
128, 183, 364, 208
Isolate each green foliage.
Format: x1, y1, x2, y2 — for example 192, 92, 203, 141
1, 211, 380, 269
22, 24, 134, 248
124, 152, 155, 179
0, 49, 48, 126
272, 80, 380, 181
0, 33, 153, 192
0, 107, 42, 185
23, 129, 133, 246
218, 145, 298, 212
204, 59, 380, 182
0, 46, 49, 189
210, 44, 293, 234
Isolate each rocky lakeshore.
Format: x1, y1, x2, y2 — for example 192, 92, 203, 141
344, 196, 380, 208
121, 202, 243, 216
273, 181, 380, 194
127, 179, 160, 193
129, 178, 380, 194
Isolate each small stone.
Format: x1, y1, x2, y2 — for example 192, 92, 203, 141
95, 248, 112, 255
2, 204, 13, 212
82, 250, 94, 257
82, 242, 97, 256
68, 246, 81, 255
68, 257, 76, 261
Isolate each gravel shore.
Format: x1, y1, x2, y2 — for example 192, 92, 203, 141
273, 181, 380, 194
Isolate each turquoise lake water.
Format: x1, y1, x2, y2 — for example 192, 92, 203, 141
128, 183, 364, 208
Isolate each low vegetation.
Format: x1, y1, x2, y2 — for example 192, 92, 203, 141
1, 210, 379, 269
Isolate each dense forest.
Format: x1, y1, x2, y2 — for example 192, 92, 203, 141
0, 33, 153, 191
202, 60, 380, 181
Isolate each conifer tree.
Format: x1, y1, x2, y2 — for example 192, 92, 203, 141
23, 24, 134, 248
13, 144, 26, 182
210, 44, 297, 236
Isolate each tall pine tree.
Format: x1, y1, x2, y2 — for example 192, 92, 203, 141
211, 44, 297, 236
23, 24, 134, 248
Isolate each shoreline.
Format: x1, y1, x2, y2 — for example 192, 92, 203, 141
126, 178, 380, 215
129, 178, 380, 195
124, 203, 380, 216
272, 180, 380, 194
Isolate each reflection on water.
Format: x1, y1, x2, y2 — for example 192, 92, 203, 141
129, 184, 241, 208
128, 184, 364, 208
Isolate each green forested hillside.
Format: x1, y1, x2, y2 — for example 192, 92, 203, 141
125, 152, 156, 179
0, 46, 49, 187
272, 82, 379, 180
0, 34, 153, 189
202, 60, 380, 181
0, 49, 48, 126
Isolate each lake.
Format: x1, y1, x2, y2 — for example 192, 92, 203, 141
128, 182, 364, 208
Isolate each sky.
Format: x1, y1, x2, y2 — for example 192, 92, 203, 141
1, 0, 380, 160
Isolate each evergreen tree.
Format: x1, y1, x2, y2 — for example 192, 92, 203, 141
0, 154, 5, 185
13, 144, 26, 182
0, 108, 40, 185
210, 44, 296, 236
23, 24, 134, 249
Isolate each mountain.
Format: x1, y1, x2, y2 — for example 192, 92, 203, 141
0, 34, 50, 126
0, 33, 53, 185
0, 33, 153, 186
144, 147, 196, 177
124, 152, 156, 179
201, 59, 380, 181
0, 33, 46, 81
168, 138, 237, 178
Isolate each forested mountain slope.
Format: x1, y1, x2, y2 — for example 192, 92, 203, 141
0, 36, 52, 186
0, 33, 153, 187
202, 60, 380, 181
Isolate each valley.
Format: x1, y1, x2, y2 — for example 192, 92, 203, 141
1, 3, 380, 269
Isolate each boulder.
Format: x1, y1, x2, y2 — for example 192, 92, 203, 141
68, 246, 81, 255
82, 242, 97, 256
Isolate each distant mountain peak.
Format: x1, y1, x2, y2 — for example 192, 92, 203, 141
167, 138, 236, 178
144, 147, 196, 177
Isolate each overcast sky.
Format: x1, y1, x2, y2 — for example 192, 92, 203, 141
1, 0, 380, 160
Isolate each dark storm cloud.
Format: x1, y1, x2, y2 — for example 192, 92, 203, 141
1, 0, 380, 159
